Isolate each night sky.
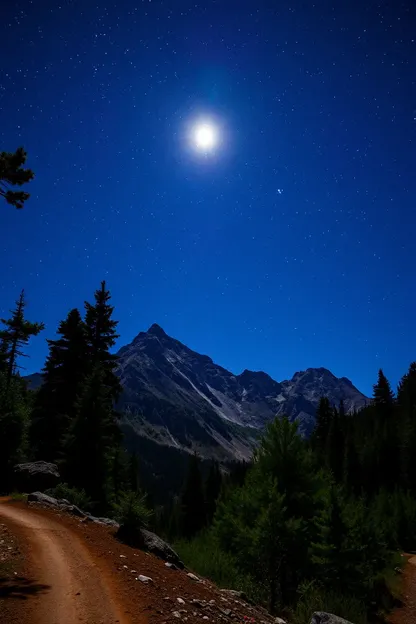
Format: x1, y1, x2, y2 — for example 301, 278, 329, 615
1, 0, 415, 395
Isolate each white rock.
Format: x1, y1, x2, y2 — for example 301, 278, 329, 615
177, 598, 185, 605
123, 565, 128, 569
137, 574, 153, 583
203, 617, 209, 621
187, 572, 200, 582
172, 611, 181, 618
119, 554, 127, 558
275, 619, 287, 624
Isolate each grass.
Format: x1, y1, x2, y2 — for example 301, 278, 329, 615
174, 532, 404, 624
371, 551, 406, 617
291, 580, 368, 624
9, 492, 27, 502
174, 531, 267, 605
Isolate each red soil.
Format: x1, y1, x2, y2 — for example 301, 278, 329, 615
0, 499, 275, 624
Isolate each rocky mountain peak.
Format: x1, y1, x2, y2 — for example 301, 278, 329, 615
26, 325, 368, 497
147, 323, 167, 338
116, 326, 368, 454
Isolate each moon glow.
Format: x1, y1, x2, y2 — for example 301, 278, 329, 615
192, 122, 218, 151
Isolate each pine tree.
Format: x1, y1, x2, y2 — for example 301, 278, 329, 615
63, 366, 120, 509
215, 417, 324, 609
84, 281, 121, 401
0, 338, 8, 373
312, 484, 347, 589
0, 291, 44, 392
0, 372, 31, 491
112, 447, 130, 503
205, 460, 222, 524
0, 147, 34, 209
181, 453, 205, 537
373, 370, 397, 488
397, 363, 416, 490
30, 308, 87, 461
326, 405, 344, 480
373, 369, 394, 407
342, 423, 360, 492
0, 293, 41, 490
311, 397, 332, 454
128, 451, 140, 493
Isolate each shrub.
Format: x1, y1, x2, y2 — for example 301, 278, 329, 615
114, 490, 153, 546
47, 482, 92, 511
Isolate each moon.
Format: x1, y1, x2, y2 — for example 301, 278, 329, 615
192, 122, 218, 151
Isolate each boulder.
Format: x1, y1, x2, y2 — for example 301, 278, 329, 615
140, 528, 184, 568
64, 504, 87, 518
27, 491, 60, 507
14, 462, 60, 492
311, 613, 354, 624
93, 516, 119, 528
27, 491, 119, 527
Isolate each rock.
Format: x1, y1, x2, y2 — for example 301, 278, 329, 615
27, 491, 59, 507
221, 609, 232, 617
27, 491, 119, 526
64, 504, 86, 518
93, 516, 120, 527
165, 562, 178, 570
275, 619, 287, 624
177, 598, 185, 605
137, 574, 153, 583
187, 572, 200, 581
172, 612, 181, 618
203, 617, 209, 621
14, 462, 60, 492
140, 529, 184, 568
311, 613, 354, 624
220, 589, 246, 600
191, 599, 205, 608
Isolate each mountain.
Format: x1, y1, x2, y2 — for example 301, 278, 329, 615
117, 324, 368, 465
24, 324, 368, 500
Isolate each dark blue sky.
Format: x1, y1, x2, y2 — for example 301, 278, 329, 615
1, 0, 414, 395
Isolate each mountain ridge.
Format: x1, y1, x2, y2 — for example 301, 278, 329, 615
24, 324, 369, 500
116, 324, 368, 460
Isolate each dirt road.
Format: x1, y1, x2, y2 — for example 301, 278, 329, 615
0, 500, 131, 624
388, 555, 416, 624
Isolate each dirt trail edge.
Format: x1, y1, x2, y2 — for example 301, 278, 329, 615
0, 499, 132, 624
388, 555, 416, 624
